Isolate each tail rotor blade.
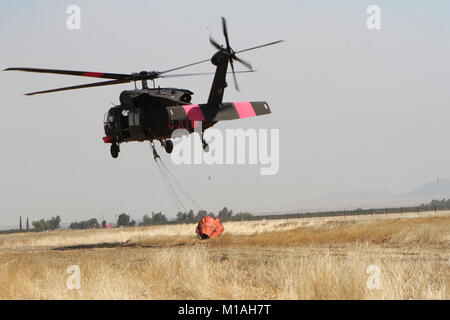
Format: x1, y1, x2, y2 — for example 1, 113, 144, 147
234, 55, 253, 71
209, 36, 222, 50
229, 59, 239, 92
222, 17, 231, 49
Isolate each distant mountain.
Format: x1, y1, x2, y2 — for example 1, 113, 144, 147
401, 179, 450, 199
287, 179, 450, 213
301, 189, 395, 211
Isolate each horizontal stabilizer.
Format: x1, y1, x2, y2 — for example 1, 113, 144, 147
166, 101, 271, 122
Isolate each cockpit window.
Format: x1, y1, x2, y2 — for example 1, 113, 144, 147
103, 112, 109, 125
104, 110, 115, 128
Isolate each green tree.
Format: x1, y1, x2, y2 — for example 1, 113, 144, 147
48, 215, 61, 229
196, 210, 208, 221
88, 218, 99, 228
117, 213, 131, 227
142, 214, 153, 226
232, 212, 253, 221
176, 212, 187, 222
70, 218, 99, 230
32, 215, 61, 232
152, 212, 168, 224
141, 212, 167, 226
186, 210, 195, 222
32, 219, 48, 232
218, 207, 233, 221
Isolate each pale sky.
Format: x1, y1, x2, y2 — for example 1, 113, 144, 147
1, 0, 450, 227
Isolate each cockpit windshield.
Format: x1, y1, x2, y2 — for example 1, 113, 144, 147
104, 110, 115, 127
103, 112, 109, 125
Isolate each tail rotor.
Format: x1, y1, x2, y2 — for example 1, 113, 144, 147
208, 17, 283, 91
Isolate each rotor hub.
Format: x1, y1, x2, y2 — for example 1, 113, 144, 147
211, 50, 230, 66
130, 71, 160, 81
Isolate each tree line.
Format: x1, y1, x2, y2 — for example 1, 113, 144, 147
68, 207, 252, 230
7, 196, 450, 234
420, 198, 450, 211
4, 207, 250, 233
174, 207, 253, 223
32, 216, 62, 232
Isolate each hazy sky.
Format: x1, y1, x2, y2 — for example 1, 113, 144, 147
1, 0, 450, 226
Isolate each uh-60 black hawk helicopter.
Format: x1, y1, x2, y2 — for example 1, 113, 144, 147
5, 17, 283, 159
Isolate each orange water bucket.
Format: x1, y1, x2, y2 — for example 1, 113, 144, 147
195, 216, 224, 239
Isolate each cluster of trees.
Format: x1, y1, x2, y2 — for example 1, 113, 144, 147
19, 207, 252, 233
32, 215, 61, 232
420, 198, 450, 211
113, 207, 253, 228
231, 212, 254, 221
141, 212, 168, 226
117, 213, 136, 227
175, 207, 253, 223
176, 210, 212, 223
110, 207, 251, 228
70, 218, 104, 230
51, 208, 254, 232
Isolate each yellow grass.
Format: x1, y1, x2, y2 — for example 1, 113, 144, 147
0, 212, 448, 299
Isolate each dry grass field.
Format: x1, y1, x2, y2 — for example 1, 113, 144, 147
0, 211, 449, 299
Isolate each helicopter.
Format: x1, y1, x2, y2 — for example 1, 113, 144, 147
5, 17, 283, 159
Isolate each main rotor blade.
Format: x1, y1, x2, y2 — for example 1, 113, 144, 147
158, 58, 212, 75
160, 70, 256, 78
235, 40, 284, 54
25, 79, 130, 96
222, 17, 231, 49
234, 55, 253, 71
4, 67, 130, 80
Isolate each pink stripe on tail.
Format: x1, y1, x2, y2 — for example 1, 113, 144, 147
234, 102, 256, 119
183, 104, 205, 121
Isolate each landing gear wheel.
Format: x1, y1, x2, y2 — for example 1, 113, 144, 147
164, 139, 174, 154
110, 143, 119, 159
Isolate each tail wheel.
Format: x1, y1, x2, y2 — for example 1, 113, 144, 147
164, 139, 174, 154
110, 143, 119, 158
